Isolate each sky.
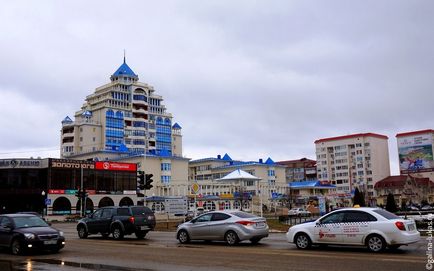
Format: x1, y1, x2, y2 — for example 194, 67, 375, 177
0, 1, 433, 175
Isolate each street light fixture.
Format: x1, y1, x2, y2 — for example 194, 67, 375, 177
41, 190, 46, 219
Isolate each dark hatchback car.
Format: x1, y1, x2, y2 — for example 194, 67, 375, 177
77, 206, 156, 240
0, 214, 65, 255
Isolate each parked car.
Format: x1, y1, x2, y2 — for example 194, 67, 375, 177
421, 205, 433, 211
0, 213, 65, 255
288, 208, 311, 217
76, 206, 156, 240
408, 205, 420, 211
286, 207, 420, 252
176, 210, 269, 245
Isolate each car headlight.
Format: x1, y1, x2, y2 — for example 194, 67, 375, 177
58, 231, 64, 237
24, 233, 35, 240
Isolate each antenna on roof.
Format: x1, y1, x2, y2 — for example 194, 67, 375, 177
123, 49, 126, 63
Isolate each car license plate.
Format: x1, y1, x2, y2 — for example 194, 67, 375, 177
140, 226, 148, 230
44, 240, 58, 245
256, 222, 265, 228
408, 224, 415, 231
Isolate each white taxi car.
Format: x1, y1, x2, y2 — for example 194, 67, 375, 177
286, 207, 420, 252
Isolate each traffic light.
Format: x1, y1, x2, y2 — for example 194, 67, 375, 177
145, 174, 153, 190
137, 171, 145, 197
75, 189, 88, 199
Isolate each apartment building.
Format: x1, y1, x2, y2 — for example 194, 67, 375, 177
315, 133, 391, 206
59, 58, 189, 199
276, 158, 317, 183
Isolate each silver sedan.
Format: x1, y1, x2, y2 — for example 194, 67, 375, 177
176, 210, 269, 245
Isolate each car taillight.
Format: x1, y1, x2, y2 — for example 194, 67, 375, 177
129, 216, 135, 224
395, 221, 406, 231
236, 221, 255, 226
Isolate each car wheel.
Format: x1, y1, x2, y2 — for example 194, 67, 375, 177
77, 225, 88, 239
294, 233, 312, 249
250, 237, 261, 244
11, 239, 23, 255
112, 226, 124, 240
177, 230, 190, 244
224, 231, 239, 246
135, 231, 147, 239
366, 234, 386, 252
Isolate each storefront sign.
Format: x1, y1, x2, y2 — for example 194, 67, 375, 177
0, 159, 46, 169
95, 161, 137, 171
50, 159, 94, 169
49, 189, 65, 194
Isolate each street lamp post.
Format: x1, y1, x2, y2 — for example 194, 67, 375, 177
41, 190, 46, 219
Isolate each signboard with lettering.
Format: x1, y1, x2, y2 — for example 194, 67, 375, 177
0, 159, 47, 169
50, 159, 94, 169
95, 161, 137, 171
165, 197, 188, 215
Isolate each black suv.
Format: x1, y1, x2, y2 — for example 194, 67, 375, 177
76, 206, 156, 240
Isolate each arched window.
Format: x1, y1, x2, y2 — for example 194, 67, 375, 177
156, 117, 163, 125
98, 197, 115, 208
164, 118, 171, 125
52, 197, 72, 215
106, 109, 114, 117
76, 198, 94, 214
115, 111, 124, 119
119, 197, 134, 206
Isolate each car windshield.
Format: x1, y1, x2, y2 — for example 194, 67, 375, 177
232, 212, 257, 218
373, 209, 400, 220
13, 216, 48, 228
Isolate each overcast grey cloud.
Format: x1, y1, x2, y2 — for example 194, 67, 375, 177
0, 1, 433, 175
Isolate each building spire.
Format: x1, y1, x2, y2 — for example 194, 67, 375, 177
123, 49, 126, 63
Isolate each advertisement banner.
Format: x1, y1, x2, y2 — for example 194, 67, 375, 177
95, 161, 137, 171
398, 133, 434, 173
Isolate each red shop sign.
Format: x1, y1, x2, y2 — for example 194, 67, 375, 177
95, 161, 137, 171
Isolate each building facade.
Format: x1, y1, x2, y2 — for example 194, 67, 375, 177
276, 158, 317, 183
188, 154, 287, 211
374, 175, 434, 206
396, 129, 434, 182
59, 58, 189, 198
0, 158, 139, 215
315, 133, 391, 206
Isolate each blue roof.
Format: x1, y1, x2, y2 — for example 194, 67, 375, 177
265, 157, 275, 165
289, 181, 336, 189
112, 58, 137, 77
62, 116, 73, 124
222, 153, 232, 161
82, 111, 92, 117
172, 123, 182, 129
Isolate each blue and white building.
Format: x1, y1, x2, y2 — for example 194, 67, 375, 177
60, 58, 189, 199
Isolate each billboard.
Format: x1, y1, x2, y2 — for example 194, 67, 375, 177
398, 133, 434, 173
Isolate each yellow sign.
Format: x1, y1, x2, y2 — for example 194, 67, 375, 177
191, 183, 200, 194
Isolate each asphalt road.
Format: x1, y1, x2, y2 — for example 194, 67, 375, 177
0, 223, 428, 271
